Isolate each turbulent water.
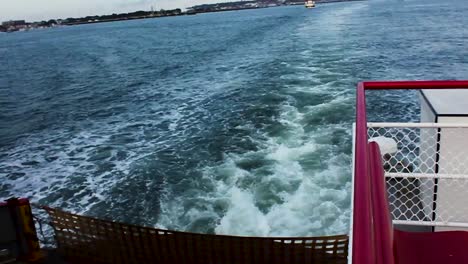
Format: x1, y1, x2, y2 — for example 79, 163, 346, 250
1, 0, 468, 237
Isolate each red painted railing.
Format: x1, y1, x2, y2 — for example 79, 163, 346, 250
352, 80, 468, 264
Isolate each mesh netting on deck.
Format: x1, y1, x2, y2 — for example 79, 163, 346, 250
42, 207, 348, 264
368, 124, 468, 228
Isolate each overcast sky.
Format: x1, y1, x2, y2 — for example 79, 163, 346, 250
1, 0, 231, 22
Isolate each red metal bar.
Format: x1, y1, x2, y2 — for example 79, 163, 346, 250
369, 142, 394, 264
0, 198, 30, 207
363, 80, 468, 90
352, 82, 375, 264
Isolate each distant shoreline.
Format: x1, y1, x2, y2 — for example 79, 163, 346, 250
63, 7, 265, 26
63, 0, 365, 26
63, 13, 184, 26
1, 0, 365, 33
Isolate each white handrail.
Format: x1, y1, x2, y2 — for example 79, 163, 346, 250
367, 122, 468, 128
393, 220, 468, 228
385, 172, 468, 179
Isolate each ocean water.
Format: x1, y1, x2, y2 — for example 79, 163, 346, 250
1, 0, 468, 237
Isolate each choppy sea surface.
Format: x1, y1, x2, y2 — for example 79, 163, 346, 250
1, 0, 468, 237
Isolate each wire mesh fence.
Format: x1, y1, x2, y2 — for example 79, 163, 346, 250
368, 123, 468, 228
40, 206, 348, 264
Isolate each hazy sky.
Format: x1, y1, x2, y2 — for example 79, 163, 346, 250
1, 0, 231, 22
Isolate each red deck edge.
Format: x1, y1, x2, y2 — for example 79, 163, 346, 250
0, 198, 30, 207
352, 80, 468, 264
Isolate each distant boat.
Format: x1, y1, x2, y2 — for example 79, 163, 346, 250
305, 0, 316, 8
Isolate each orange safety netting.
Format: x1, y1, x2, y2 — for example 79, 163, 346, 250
44, 207, 348, 264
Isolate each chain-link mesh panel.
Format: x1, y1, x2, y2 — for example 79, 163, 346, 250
368, 124, 468, 228
43, 207, 348, 264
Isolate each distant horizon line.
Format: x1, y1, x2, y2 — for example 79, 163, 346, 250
1, 0, 268, 23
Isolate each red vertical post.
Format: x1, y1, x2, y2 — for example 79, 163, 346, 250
5, 198, 43, 262
352, 82, 375, 264
368, 142, 395, 264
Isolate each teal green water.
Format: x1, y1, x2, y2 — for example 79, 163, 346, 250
1, 0, 468, 236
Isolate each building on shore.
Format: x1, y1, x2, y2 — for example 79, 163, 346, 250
1, 20, 28, 32
2, 20, 26, 27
